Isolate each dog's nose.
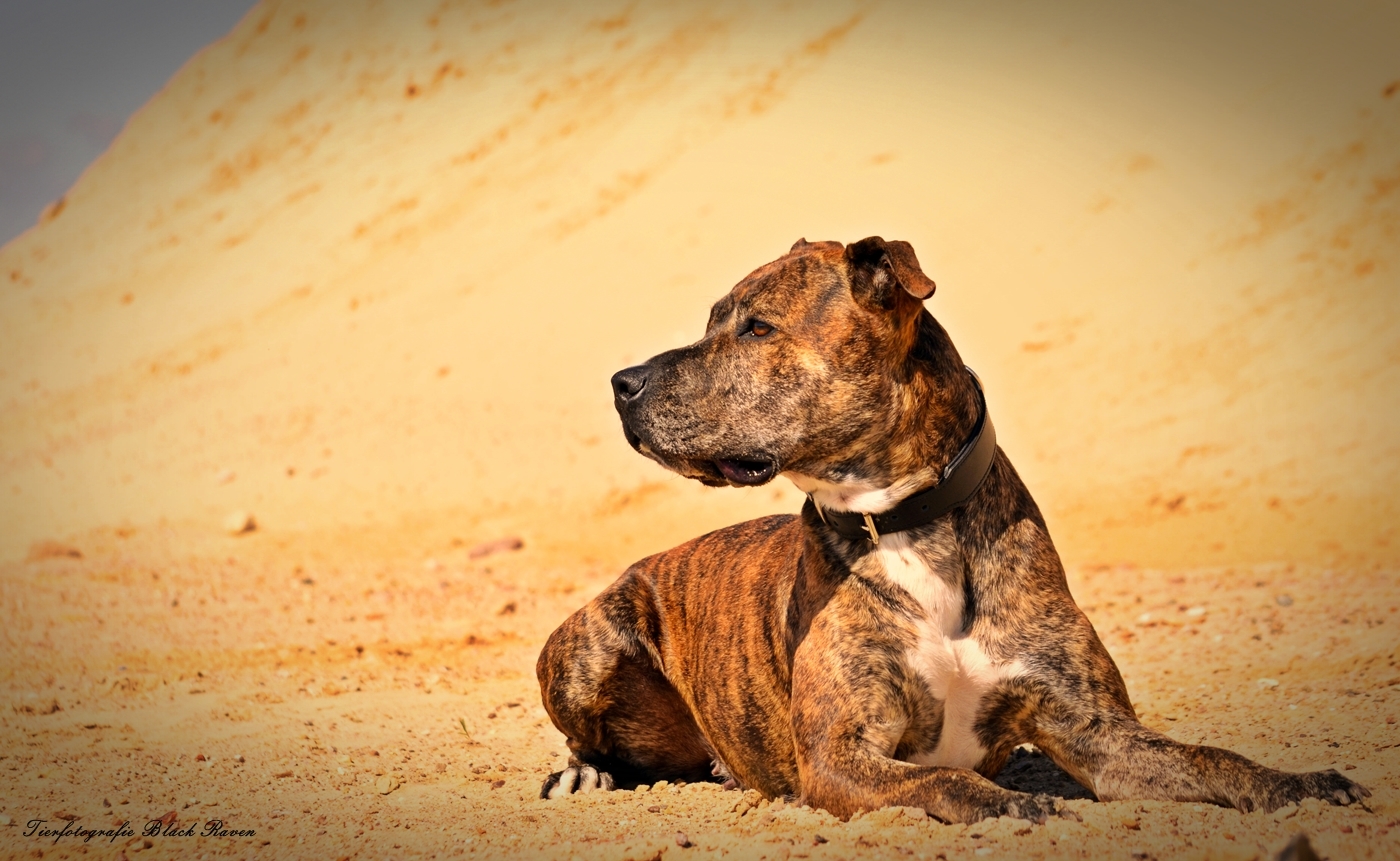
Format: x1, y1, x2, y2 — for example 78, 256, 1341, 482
611, 365, 649, 402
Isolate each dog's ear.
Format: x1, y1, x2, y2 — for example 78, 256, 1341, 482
845, 236, 936, 309
789, 237, 809, 253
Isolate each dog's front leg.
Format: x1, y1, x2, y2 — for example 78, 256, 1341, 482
1035, 710, 1370, 813
790, 626, 1061, 824
796, 738, 1060, 824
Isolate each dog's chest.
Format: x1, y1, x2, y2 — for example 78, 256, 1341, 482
869, 535, 1021, 771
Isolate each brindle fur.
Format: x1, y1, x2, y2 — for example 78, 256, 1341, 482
536, 238, 1369, 823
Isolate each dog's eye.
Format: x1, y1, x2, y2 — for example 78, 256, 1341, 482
741, 320, 774, 339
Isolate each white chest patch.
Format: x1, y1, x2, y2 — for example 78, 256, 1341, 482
870, 534, 1024, 771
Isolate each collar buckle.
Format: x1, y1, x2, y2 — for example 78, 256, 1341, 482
861, 512, 880, 546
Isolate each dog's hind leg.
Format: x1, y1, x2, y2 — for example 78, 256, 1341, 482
536, 573, 713, 798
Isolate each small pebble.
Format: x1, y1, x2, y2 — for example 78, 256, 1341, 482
375, 775, 399, 795
1257, 678, 1280, 688
223, 511, 256, 535
1185, 606, 1206, 617
1137, 612, 1152, 623
675, 831, 692, 848
1276, 594, 1294, 607
469, 536, 524, 559
26, 540, 82, 561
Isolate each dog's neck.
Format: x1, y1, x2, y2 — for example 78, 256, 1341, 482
783, 472, 921, 515
785, 315, 981, 516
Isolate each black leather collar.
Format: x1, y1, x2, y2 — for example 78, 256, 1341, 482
810, 368, 996, 544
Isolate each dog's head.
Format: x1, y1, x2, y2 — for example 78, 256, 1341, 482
611, 237, 970, 494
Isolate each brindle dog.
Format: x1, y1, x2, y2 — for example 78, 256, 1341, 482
535, 237, 1369, 823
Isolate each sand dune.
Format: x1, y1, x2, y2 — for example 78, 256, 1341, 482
1, 2, 1397, 858
2, 0, 1396, 567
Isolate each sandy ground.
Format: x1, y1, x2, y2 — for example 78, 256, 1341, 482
1, 519, 1397, 860
1, 1, 1399, 858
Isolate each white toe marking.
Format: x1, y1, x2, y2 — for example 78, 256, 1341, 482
547, 768, 578, 799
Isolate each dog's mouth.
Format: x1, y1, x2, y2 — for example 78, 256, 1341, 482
712, 457, 778, 487
619, 417, 778, 488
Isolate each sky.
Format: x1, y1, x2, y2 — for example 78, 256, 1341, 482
0, 0, 256, 247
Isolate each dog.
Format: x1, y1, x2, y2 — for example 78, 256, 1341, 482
535, 237, 1369, 823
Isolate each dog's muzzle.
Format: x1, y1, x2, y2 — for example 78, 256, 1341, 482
609, 362, 778, 487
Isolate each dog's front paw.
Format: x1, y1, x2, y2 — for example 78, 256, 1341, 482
998, 791, 1064, 825
1235, 769, 1370, 813
540, 765, 616, 799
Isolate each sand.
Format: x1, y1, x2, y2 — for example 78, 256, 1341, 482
1, 1, 1397, 858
